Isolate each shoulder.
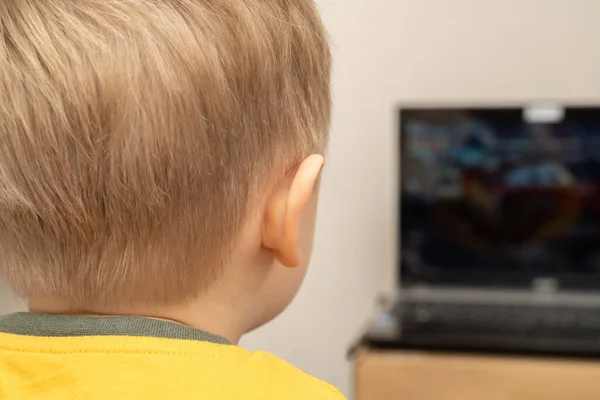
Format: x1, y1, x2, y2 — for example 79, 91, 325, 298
245, 351, 346, 399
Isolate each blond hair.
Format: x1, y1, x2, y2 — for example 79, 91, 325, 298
0, 0, 331, 307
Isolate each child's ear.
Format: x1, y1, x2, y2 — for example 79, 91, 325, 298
261, 154, 324, 267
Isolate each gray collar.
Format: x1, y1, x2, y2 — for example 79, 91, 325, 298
0, 312, 231, 345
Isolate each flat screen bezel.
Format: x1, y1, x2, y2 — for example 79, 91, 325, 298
398, 104, 600, 290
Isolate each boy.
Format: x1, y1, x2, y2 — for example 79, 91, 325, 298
0, 1, 344, 399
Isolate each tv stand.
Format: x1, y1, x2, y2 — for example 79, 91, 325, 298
353, 348, 600, 400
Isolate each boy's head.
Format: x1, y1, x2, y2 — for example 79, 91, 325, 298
0, 0, 330, 330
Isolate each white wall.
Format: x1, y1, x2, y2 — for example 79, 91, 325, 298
243, 0, 600, 396
2, 0, 600, 397
0, 281, 25, 314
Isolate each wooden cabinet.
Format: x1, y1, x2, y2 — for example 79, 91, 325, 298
354, 349, 600, 400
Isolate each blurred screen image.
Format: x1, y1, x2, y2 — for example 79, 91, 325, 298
401, 108, 600, 278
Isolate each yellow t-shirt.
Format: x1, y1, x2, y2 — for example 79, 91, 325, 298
0, 313, 345, 400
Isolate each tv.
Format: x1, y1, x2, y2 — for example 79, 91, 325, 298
400, 106, 600, 290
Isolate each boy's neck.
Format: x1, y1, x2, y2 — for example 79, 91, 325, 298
28, 297, 246, 344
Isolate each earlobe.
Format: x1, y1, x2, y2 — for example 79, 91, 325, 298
261, 155, 324, 267
261, 190, 287, 252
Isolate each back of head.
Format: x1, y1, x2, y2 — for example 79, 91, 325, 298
0, 0, 331, 308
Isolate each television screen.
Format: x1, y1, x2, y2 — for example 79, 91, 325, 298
400, 107, 600, 286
